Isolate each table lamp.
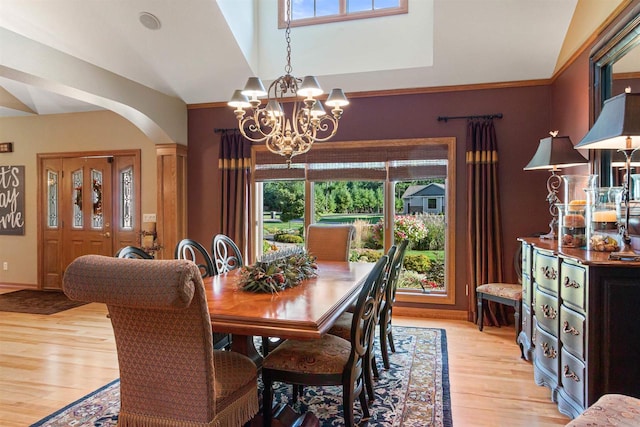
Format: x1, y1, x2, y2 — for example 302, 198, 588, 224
524, 132, 588, 239
575, 90, 640, 260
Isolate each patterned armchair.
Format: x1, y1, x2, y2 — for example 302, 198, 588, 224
63, 255, 259, 427
565, 394, 640, 426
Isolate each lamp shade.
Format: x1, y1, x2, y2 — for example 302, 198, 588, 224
575, 92, 640, 150
524, 136, 588, 170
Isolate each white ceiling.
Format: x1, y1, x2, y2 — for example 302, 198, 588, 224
0, 0, 627, 122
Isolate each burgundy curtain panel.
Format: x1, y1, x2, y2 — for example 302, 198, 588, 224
466, 119, 505, 326
219, 130, 252, 262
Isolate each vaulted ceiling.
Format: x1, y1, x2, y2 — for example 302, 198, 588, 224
0, 0, 630, 142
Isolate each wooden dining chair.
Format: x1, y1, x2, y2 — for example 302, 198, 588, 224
63, 255, 259, 427
212, 234, 244, 273
115, 245, 153, 259
174, 238, 217, 277
261, 255, 389, 427
175, 238, 231, 350
379, 239, 409, 369
305, 223, 355, 261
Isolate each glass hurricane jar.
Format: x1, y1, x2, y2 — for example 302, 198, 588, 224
585, 187, 620, 252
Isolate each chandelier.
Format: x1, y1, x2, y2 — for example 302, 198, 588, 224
228, 0, 348, 165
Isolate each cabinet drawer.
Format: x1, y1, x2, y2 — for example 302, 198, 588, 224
534, 250, 559, 295
534, 323, 559, 378
522, 242, 532, 274
522, 304, 532, 344
561, 348, 586, 409
560, 261, 586, 312
535, 286, 559, 336
522, 273, 532, 308
560, 305, 585, 359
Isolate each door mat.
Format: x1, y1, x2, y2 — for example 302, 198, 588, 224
0, 289, 88, 315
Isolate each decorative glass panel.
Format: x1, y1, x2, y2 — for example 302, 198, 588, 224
47, 171, 58, 228
91, 169, 103, 229
72, 169, 83, 228
121, 166, 133, 230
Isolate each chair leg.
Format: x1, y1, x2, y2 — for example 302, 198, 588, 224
477, 295, 484, 331
388, 324, 396, 353
371, 353, 380, 379
514, 300, 522, 342
359, 384, 370, 423
262, 371, 274, 427
343, 382, 355, 427
380, 320, 391, 370
364, 350, 375, 403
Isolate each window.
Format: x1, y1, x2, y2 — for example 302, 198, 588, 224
427, 198, 437, 210
279, 0, 408, 28
251, 138, 456, 306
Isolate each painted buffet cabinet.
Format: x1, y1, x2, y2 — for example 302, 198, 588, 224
517, 237, 640, 419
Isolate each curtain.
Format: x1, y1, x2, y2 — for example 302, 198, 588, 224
219, 130, 252, 262
466, 119, 505, 326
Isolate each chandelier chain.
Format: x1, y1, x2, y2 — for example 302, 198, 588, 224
285, 0, 292, 75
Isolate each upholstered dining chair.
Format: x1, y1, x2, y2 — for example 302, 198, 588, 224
261, 255, 389, 427
379, 239, 409, 370
63, 255, 259, 427
175, 238, 217, 278
329, 245, 396, 403
476, 243, 523, 342
115, 245, 153, 259
305, 223, 355, 261
212, 234, 244, 273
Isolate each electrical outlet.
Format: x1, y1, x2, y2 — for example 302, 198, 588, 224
143, 213, 156, 222
2, 262, 7, 271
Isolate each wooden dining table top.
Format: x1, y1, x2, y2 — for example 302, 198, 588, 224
203, 261, 374, 341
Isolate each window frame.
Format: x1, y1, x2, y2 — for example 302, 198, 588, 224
250, 137, 456, 306
278, 0, 409, 28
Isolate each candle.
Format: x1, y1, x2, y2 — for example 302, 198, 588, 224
592, 210, 617, 222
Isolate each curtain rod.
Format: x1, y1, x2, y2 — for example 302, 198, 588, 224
437, 113, 503, 123
214, 127, 240, 133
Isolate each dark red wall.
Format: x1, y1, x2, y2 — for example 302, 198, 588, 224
187, 85, 554, 311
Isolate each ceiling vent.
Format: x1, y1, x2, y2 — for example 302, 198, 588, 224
139, 12, 161, 30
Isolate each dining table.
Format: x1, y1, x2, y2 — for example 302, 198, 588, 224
203, 260, 375, 365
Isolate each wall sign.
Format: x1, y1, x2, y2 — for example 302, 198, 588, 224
0, 165, 25, 235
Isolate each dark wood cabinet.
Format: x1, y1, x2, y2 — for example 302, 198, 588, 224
517, 237, 640, 419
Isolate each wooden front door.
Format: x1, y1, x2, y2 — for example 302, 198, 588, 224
61, 157, 114, 272
39, 151, 141, 289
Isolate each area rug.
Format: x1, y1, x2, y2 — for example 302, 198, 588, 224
0, 290, 88, 315
31, 326, 452, 427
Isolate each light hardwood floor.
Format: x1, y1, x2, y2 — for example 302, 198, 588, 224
0, 288, 570, 427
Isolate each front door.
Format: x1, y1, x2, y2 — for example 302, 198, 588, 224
61, 157, 113, 272
39, 151, 141, 289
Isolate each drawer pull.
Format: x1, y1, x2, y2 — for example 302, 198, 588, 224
563, 277, 581, 289
541, 265, 557, 280
562, 321, 580, 336
540, 304, 557, 319
563, 365, 581, 382
542, 342, 557, 359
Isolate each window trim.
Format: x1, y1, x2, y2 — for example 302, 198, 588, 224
278, 0, 409, 28
250, 137, 456, 306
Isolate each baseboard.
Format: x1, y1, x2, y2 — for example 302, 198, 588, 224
0, 283, 36, 290
393, 306, 467, 320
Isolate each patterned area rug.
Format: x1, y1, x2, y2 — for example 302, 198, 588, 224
30, 327, 452, 427
0, 290, 88, 315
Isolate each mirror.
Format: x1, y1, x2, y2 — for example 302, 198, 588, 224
590, 6, 640, 187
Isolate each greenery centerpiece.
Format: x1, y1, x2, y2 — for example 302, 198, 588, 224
238, 247, 317, 293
